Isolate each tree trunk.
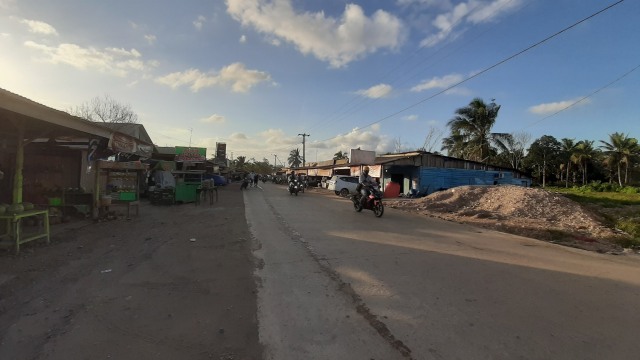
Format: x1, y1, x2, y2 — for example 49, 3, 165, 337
565, 161, 570, 188
624, 162, 629, 185
617, 163, 622, 186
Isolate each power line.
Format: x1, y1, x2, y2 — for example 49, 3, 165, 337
311, 0, 626, 145
304, 0, 520, 135
523, 63, 640, 129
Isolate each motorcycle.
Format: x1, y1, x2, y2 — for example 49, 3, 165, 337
351, 184, 384, 217
240, 178, 249, 190
288, 180, 300, 196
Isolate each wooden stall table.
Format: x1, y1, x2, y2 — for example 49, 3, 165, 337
0, 209, 50, 254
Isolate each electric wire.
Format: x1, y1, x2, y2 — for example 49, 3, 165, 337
304, 0, 521, 135
311, 0, 626, 146
522, 63, 640, 129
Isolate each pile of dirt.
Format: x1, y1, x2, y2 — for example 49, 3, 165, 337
386, 185, 630, 253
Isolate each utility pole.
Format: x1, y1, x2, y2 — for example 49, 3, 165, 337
298, 133, 310, 168
272, 154, 278, 173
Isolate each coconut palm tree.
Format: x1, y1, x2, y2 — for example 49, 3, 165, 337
572, 140, 596, 185
288, 148, 302, 168
600, 132, 639, 186
333, 151, 348, 161
560, 138, 579, 188
442, 98, 510, 164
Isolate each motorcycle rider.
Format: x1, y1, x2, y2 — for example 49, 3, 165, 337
358, 166, 376, 208
288, 170, 298, 190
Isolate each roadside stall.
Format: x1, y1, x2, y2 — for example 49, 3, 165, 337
97, 160, 145, 218
172, 146, 206, 204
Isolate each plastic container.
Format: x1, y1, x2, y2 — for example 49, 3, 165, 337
119, 192, 136, 201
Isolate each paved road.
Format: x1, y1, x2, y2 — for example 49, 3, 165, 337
245, 183, 640, 360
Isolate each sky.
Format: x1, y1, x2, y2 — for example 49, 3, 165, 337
1, 0, 638, 166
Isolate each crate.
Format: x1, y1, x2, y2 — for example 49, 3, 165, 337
48, 197, 62, 206
119, 192, 136, 201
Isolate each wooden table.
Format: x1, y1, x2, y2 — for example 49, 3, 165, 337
0, 209, 50, 254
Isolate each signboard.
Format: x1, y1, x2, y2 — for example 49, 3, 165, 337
350, 149, 375, 165
175, 146, 206, 162
108, 133, 153, 158
109, 133, 136, 154
216, 142, 226, 160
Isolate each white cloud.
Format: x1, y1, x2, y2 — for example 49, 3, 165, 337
357, 83, 393, 99
201, 114, 226, 124
239, 35, 247, 43
193, 15, 206, 30
156, 62, 272, 93
405, 114, 418, 121
20, 19, 58, 36
528, 98, 591, 115
320, 126, 393, 155
230, 132, 248, 140
226, 0, 405, 68
420, 0, 522, 47
396, 0, 449, 6
23, 41, 155, 77
144, 34, 156, 45
411, 73, 464, 92
0, 0, 16, 9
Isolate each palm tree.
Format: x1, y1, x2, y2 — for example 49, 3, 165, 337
560, 138, 578, 188
573, 140, 596, 185
235, 156, 246, 171
442, 98, 510, 164
600, 132, 639, 186
288, 148, 302, 168
333, 151, 348, 161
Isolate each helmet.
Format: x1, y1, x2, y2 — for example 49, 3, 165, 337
363, 166, 370, 174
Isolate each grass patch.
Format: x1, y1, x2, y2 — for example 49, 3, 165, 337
545, 186, 640, 247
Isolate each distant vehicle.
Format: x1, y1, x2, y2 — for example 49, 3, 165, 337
327, 175, 359, 197
205, 174, 227, 186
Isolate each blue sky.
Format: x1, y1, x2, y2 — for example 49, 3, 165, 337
1, 0, 638, 165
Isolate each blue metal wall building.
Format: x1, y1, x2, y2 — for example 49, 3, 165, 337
376, 151, 531, 196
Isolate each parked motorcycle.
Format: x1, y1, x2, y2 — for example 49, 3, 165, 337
351, 185, 384, 217
288, 180, 300, 196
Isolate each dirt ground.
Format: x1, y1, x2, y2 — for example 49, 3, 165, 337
0, 185, 262, 359
386, 185, 636, 254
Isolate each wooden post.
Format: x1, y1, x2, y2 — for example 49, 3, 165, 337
12, 123, 25, 205
92, 160, 101, 220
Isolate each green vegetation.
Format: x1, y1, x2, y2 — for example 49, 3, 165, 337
547, 184, 640, 248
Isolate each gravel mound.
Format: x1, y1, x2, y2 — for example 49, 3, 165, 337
387, 185, 627, 253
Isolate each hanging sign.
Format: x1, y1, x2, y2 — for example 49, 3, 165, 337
175, 146, 206, 162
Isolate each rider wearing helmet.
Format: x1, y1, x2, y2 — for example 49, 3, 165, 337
288, 170, 298, 186
358, 166, 376, 208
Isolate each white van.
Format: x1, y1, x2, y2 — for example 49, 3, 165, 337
327, 175, 359, 197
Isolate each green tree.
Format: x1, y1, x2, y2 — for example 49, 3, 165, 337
333, 151, 348, 161
573, 140, 597, 185
560, 138, 579, 188
442, 98, 510, 164
600, 132, 639, 186
235, 156, 246, 171
524, 135, 562, 187
288, 148, 302, 168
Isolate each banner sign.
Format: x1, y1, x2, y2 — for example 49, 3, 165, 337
108, 132, 153, 158
216, 142, 226, 160
175, 146, 206, 162
350, 149, 375, 165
